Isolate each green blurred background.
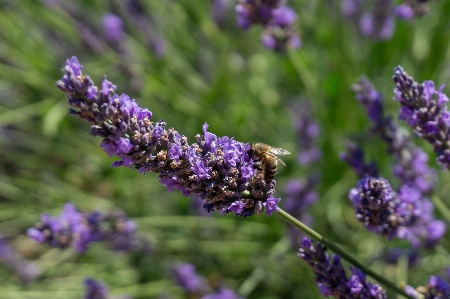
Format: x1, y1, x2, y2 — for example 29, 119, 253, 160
2, 0, 450, 298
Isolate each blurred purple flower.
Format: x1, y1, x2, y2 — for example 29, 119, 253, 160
212, 0, 230, 26
341, 0, 430, 40
27, 203, 140, 253
235, 0, 300, 51
395, 0, 431, 19
102, 13, 124, 43
283, 177, 319, 247
85, 278, 109, 299
171, 263, 205, 294
200, 288, 244, 299
298, 237, 387, 298
292, 101, 321, 166
152, 38, 166, 58
395, 4, 414, 19
57, 57, 281, 217
340, 140, 379, 178
381, 248, 420, 268
0, 236, 40, 284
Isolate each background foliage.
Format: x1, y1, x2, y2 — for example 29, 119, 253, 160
1, 0, 450, 298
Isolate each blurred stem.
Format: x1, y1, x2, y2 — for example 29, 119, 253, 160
432, 195, 450, 223
396, 254, 409, 299
276, 208, 414, 299
286, 48, 318, 99
238, 237, 290, 296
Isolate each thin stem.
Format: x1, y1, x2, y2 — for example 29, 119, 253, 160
432, 195, 450, 223
276, 208, 414, 299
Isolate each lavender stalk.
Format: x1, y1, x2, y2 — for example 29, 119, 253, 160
57, 56, 281, 217
392, 66, 450, 170
277, 208, 414, 298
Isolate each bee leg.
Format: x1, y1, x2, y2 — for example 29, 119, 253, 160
252, 159, 265, 170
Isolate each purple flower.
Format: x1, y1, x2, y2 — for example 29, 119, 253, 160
395, 4, 414, 19
27, 203, 141, 253
84, 278, 109, 299
340, 140, 379, 178
265, 194, 281, 216
298, 237, 387, 298
0, 237, 40, 284
351, 76, 437, 194
212, 0, 231, 26
102, 13, 124, 43
349, 176, 445, 247
235, 0, 300, 52
404, 276, 450, 299
393, 66, 450, 169
57, 57, 279, 217
341, 0, 364, 16
359, 8, 394, 41
200, 289, 244, 299
171, 263, 205, 294
292, 101, 321, 166
283, 177, 318, 247
272, 6, 297, 27
151, 38, 166, 58
395, 1, 431, 19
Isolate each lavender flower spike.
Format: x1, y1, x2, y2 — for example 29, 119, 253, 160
298, 237, 387, 298
0, 236, 40, 284
352, 75, 437, 194
171, 263, 205, 294
235, 0, 301, 51
27, 203, 140, 253
349, 175, 445, 247
392, 66, 450, 169
84, 278, 109, 299
57, 57, 281, 217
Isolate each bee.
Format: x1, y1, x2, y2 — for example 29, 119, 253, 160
248, 143, 290, 183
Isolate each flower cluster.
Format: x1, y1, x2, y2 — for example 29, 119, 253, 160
352, 76, 437, 194
292, 101, 321, 166
298, 237, 387, 299
341, 0, 428, 40
340, 140, 379, 178
84, 278, 109, 299
395, 0, 431, 19
171, 263, 243, 299
405, 276, 450, 299
0, 236, 40, 284
27, 203, 139, 253
84, 278, 132, 299
349, 175, 445, 247
283, 101, 320, 247
235, 0, 301, 51
341, 0, 395, 40
342, 76, 444, 247
171, 263, 206, 294
392, 66, 450, 170
57, 57, 281, 217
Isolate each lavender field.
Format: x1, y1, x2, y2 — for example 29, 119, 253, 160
1, 1, 450, 298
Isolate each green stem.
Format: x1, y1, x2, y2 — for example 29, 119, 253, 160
276, 208, 414, 299
432, 195, 450, 223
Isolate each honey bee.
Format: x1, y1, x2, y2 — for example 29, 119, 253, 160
248, 143, 290, 183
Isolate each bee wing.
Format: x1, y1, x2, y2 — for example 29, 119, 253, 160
275, 156, 286, 166
268, 147, 291, 156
